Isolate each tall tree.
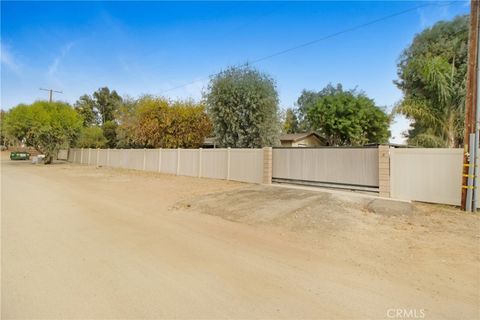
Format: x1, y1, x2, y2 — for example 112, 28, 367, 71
102, 120, 118, 148
4, 101, 82, 163
115, 97, 139, 148
74, 87, 123, 126
395, 15, 468, 147
94, 87, 122, 124
282, 108, 300, 134
74, 94, 97, 126
298, 84, 390, 146
204, 65, 280, 147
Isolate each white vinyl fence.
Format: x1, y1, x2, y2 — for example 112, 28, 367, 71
390, 148, 464, 206
65, 146, 470, 207
68, 148, 264, 184
57, 149, 68, 160
272, 147, 379, 191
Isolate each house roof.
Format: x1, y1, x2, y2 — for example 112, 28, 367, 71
279, 132, 322, 142
363, 143, 409, 148
202, 137, 217, 146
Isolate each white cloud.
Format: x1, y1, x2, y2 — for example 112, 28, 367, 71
47, 42, 74, 77
1, 43, 21, 74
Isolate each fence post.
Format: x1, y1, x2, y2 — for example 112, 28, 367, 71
227, 147, 231, 180
198, 148, 203, 178
158, 148, 162, 172
176, 148, 181, 176
88, 148, 91, 165
73, 149, 76, 163
143, 148, 147, 171
107, 148, 110, 167
80, 148, 84, 164
262, 147, 273, 184
96, 148, 100, 167
378, 145, 391, 198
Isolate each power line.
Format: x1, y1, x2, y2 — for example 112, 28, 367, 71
158, 1, 460, 95
40, 88, 63, 103
249, 1, 457, 65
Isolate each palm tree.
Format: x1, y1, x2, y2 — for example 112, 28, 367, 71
395, 56, 464, 148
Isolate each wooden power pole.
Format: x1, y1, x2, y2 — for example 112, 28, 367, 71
462, 0, 480, 210
39, 88, 63, 103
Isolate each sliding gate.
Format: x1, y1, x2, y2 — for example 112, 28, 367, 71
272, 147, 379, 192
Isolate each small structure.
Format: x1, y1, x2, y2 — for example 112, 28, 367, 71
202, 137, 217, 148
279, 132, 323, 147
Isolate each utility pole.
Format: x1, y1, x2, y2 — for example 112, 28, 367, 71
39, 88, 63, 103
462, 0, 480, 211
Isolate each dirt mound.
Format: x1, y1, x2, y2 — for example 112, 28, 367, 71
173, 185, 412, 231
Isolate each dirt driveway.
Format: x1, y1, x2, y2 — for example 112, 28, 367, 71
1, 155, 479, 319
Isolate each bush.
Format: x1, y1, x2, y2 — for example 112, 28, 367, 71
4, 101, 82, 163
132, 96, 212, 148
76, 127, 107, 148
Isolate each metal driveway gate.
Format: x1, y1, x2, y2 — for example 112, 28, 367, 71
272, 147, 379, 192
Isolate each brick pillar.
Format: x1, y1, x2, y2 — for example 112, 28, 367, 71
263, 147, 273, 184
378, 145, 390, 198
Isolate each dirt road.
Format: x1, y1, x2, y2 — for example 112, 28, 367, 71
1, 155, 479, 319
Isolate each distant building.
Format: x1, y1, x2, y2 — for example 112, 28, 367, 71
202, 137, 218, 148
203, 133, 324, 148
279, 133, 323, 147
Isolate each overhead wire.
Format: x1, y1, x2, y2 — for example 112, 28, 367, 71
157, 1, 462, 95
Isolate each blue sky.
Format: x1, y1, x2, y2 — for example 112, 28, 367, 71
1, 1, 469, 143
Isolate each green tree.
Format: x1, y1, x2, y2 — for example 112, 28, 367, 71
282, 108, 299, 133
298, 84, 390, 146
133, 96, 212, 148
76, 127, 107, 148
94, 87, 122, 124
4, 101, 82, 163
102, 120, 118, 148
395, 15, 468, 147
115, 97, 139, 148
204, 65, 280, 147
0, 110, 9, 147
75, 87, 123, 125
74, 94, 97, 126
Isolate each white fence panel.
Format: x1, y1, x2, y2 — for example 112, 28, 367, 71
179, 149, 199, 177
91, 149, 100, 166
230, 149, 264, 183
145, 149, 160, 172
68, 147, 266, 185
68, 149, 77, 162
201, 149, 228, 180
79, 149, 86, 164
161, 149, 177, 174
98, 149, 108, 166
273, 148, 379, 187
73, 149, 82, 164
108, 149, 123, 168
57, 149, 68, 160
87, 148, 96, 165
391, 148, 463, 206
125, 149, 144, 170
73, 149, 82, 163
